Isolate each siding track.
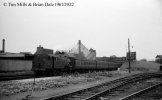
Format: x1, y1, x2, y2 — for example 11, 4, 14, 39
120, 81, 162, 100
42, 72, 162, 100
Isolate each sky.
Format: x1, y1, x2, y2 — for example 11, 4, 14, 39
0, 0, 162, 60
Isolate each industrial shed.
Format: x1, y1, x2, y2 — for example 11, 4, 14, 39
0, 53, 33, 72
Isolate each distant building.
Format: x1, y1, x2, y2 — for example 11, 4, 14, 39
35, 45, 53, 54
87, 48, 96, 60
20, 52, 32, 55
156, 55, 162, 58
96, 56, 126, 63
155, 55, 162, 64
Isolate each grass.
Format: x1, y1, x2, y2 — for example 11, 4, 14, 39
120, 61, 161, 72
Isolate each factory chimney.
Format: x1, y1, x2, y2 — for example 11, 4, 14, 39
78, 40, 81, 54
2, 39, 5, 53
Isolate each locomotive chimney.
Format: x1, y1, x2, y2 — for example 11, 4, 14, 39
2, 39, 5, 53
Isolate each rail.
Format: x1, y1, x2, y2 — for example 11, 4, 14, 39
42, 72, 162, 100
119, 81, 162, 100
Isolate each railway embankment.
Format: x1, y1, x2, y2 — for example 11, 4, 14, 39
120, 61, 161, 72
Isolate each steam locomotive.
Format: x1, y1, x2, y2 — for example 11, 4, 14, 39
32, 54, 122, 75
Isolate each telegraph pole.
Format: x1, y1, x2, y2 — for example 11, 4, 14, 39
128, 38, 131, 73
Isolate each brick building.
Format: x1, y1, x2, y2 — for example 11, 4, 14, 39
35, 45, 53, 54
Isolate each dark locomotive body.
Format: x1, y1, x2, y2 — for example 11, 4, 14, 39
33, 54, 70, 75
32, 54, 122, 75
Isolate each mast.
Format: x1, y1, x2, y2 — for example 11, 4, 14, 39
128, 38, 131, 73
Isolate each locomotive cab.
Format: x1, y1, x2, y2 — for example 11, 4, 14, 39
32, 54, 54, 75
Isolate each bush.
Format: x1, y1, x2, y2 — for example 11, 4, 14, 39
140, 59, 147, 62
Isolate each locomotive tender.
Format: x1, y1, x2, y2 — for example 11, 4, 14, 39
32, 54, 122, 75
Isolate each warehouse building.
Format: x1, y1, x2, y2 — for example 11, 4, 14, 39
0, 39, 33, 72
0, 53, 33, 72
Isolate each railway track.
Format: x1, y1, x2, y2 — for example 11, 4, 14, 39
42, 72, 162, 100
120, 81, 162, 100
0, 74, 34, 81
0, 72, 62, 81
0, 71, 35, 81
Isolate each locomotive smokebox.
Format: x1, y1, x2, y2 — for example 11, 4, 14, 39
2, 39, 5, 53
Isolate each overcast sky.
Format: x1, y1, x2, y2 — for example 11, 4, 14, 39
0, 0, 162, 60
